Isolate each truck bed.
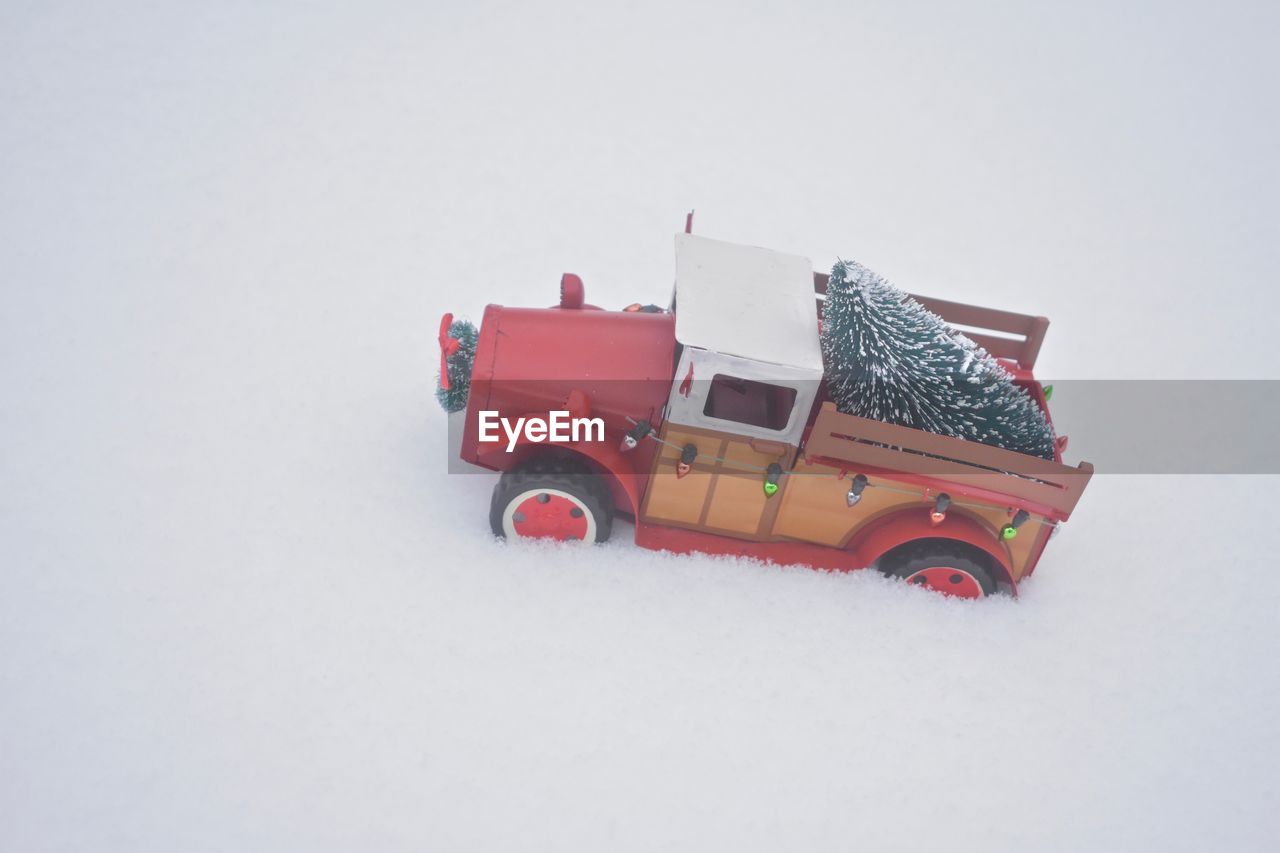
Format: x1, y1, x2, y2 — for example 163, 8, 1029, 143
809, 272, 1092, 520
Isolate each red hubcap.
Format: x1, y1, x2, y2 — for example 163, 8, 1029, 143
904, 566, 983, 599
510, 492, 590, 541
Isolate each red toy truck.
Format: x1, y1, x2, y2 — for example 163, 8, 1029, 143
444, 233, 1092, 597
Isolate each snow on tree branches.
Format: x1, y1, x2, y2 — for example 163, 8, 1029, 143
820, 259, 1056, 460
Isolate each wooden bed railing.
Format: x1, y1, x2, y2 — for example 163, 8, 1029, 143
804, 403, 1094, 518
814, 272, 1050, 370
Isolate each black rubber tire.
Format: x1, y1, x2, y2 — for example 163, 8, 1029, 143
489, 455, 614, 543
879, 540, 997, 596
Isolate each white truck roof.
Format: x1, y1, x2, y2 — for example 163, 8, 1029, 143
672, 233, 824, 374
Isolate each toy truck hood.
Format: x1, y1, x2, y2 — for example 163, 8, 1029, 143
470, 303, 677, 428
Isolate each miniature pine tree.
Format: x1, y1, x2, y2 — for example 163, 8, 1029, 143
435, 318, 479, 413
820, 259, 1056, 460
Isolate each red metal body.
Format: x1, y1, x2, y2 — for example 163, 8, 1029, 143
461, 303, 674, 515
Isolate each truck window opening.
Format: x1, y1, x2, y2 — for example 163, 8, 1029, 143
703, 374, 797, 431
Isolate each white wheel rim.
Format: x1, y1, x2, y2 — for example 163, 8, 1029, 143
501, 488, 597, 543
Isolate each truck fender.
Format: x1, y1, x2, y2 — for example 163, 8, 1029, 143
475, 434, 644, 516
849, 509, 1017, 592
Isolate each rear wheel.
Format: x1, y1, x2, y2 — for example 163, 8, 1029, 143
489, 456, 614, 544
880, 540, 997, 598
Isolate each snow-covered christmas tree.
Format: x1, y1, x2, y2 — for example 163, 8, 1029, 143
820, 259, 1056, 460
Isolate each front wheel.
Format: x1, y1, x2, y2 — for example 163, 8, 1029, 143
489, 458, 614, 544
880, 541, 997, 598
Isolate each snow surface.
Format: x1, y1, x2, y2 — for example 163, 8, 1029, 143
3, 2, 1280, 851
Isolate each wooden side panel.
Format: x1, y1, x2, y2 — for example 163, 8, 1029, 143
644, 418, 1057, 580
704, 437, 787, 535
641, 424, 793, 538
641, 426, 721, 525
705, 473, 767, 534
720, 439, 781, 470
774, 464, 902, 546
643, 470, 714, 524
774, 457, 1047, 579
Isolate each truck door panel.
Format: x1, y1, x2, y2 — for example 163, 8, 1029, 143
641, 347, 818, 539
703, 470, 768, 534
640, 427, 722, 525
641, 424, 792, 539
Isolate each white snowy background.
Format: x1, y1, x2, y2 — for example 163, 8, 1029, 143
3, 1, 1279, 850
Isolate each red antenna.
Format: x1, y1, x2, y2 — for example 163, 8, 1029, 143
684, 209, 694, 234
